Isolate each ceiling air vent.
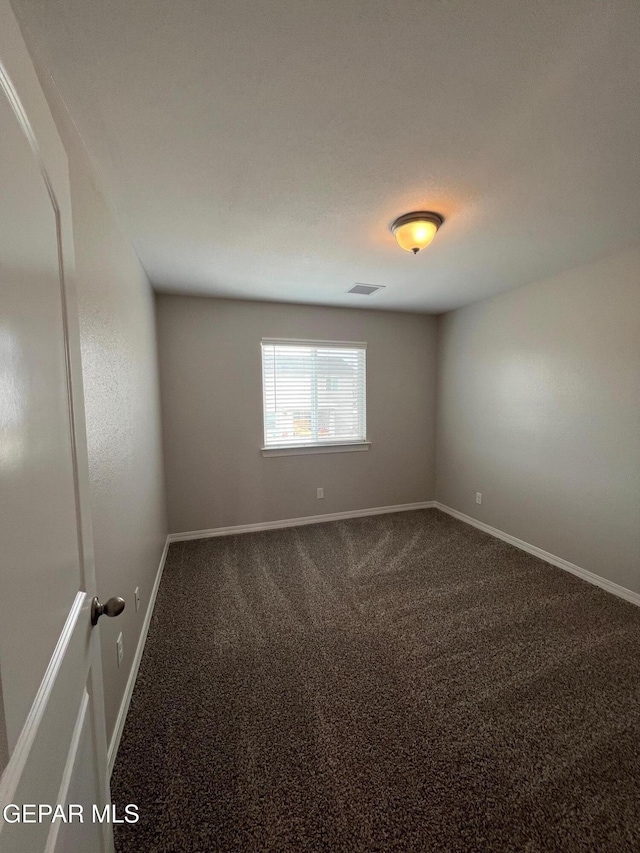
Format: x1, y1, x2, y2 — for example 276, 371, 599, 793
348, 283, 385, 295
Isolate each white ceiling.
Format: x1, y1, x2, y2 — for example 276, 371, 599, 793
13, 0, 640, 313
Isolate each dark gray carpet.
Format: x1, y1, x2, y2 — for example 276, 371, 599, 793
111, 509, 640, 852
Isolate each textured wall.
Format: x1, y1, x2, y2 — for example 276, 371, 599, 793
33, 73, 168, 743
436, 244, 640, 593
156, 296, 438, 533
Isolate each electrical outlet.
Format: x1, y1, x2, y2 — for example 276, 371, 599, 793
116, 632, 124, 668
134, 586, 140, 613
317, 487, 324, 499
476, 492, 482, 505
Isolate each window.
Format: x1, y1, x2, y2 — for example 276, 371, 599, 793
261, 339, 367, 452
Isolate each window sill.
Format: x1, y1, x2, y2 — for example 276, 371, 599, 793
261, 441, 371, 458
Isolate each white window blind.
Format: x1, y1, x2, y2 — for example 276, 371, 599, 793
261, 339, 367, 449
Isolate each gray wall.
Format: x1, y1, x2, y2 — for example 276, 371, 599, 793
34, 70, 168, 743
435, 244, 640, 593
157, 296, 438, 533
0, 672, 7, 776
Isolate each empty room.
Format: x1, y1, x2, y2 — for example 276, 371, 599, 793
1, 1, 639, 851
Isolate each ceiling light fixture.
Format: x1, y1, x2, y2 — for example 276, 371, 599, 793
390, 211, 443, 254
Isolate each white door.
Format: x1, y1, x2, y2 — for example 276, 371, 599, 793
0, 5, 115, 852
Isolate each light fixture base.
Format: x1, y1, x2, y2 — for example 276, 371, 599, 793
390, 211, 444, 232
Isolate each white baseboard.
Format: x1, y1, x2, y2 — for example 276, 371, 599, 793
168, 501, 436, 543
435, 502, 640, 607
107, 535, 170, 776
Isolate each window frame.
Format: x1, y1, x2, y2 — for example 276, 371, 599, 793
260, 338, 369, 457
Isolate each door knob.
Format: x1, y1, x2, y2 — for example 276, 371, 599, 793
91, 596, 125, 626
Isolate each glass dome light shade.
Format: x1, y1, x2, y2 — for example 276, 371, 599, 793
390, 212, 443, 254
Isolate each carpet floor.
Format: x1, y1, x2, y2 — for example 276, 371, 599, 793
111, 509, 640, 852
